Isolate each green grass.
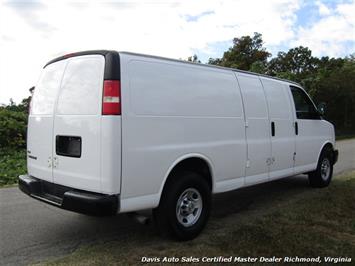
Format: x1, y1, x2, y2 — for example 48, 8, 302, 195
0, 148, 26, 187
36, 171, 355, 266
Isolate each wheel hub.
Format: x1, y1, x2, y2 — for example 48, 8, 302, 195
176, 188, 203, 227
320, 158, 331, 181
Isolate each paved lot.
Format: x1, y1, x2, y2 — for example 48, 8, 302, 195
1, 139, 354, 265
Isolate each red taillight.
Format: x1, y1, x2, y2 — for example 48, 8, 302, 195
102, 80, 121, 115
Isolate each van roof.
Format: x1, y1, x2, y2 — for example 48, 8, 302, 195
119, 51, 302, 87
44, 50, 302, 87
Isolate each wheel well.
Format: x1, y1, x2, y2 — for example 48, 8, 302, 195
322, 143, 333, 151
320, 142, 334, 162
165, 157, 213, 191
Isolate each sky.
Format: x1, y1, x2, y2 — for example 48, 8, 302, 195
0, 0, 354, 104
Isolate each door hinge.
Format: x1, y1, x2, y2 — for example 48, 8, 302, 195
266, 157, 275, 165
293, 152, 296, 161
47, 156, 52, 168
246, 159, 250, 168
53, 156, 58, 168
245, 120, 249, 128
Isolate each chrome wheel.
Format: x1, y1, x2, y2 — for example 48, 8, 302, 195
320, 158, 331, 181
176, 188, 203, 227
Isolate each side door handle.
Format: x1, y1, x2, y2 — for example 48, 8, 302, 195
295, 121, 298, 135
271, 121, 275, 137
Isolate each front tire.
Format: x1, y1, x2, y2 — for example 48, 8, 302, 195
308, 147, 334, 188
153, 171, 211, 241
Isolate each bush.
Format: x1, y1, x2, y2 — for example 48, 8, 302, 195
0, 149, 26, 186
0, 109, 28, 149
0, 103, 28, 186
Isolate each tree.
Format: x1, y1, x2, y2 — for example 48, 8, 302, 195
311, 57, 355, 134
208, 57, 222, 65
250, 61, 267, 74
267, 46, 318, 84
187, 54, 201, 63
209, 32, 271, 70
2, 96, 31, 114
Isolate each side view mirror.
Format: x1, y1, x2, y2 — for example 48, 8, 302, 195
317, 102, 326, 116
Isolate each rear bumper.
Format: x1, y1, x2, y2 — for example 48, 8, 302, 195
18, 175, 119, 216
333, 149, 339, 165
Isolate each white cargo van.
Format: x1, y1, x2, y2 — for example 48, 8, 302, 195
19, 50, 338, 240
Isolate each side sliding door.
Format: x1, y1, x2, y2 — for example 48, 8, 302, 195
260, 78, 295, 180
236, 73, 271, 185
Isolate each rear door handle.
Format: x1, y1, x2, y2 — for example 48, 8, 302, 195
295, 122, 298, 135
271, 121, 275, 137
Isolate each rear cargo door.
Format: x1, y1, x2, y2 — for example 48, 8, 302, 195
52, 55, 105, 192
27, 60, 67, 182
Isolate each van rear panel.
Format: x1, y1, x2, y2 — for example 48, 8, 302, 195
27, 51, 121, 196
101, 116, 121, 194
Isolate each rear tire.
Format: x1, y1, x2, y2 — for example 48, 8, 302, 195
153, 171, 211, 241
308, 147, 333, 188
